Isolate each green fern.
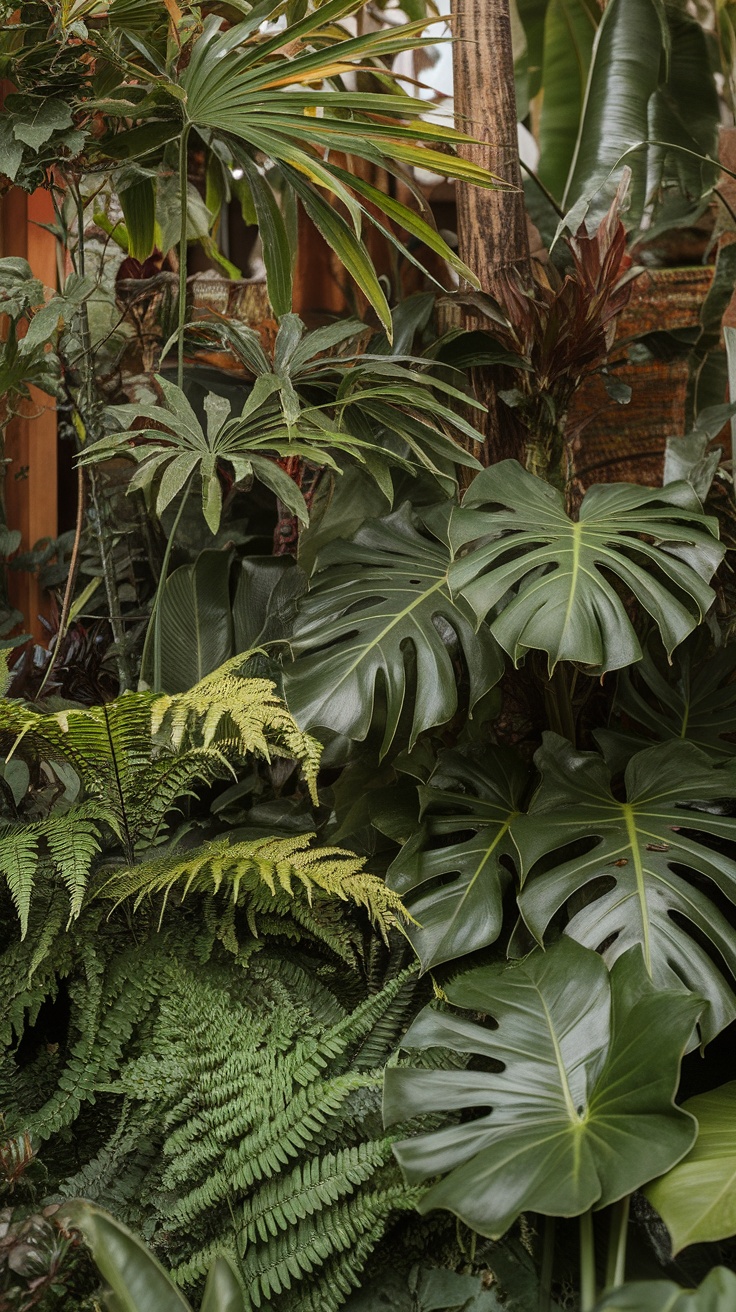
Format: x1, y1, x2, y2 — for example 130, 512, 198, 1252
103, 833, 405, 946
151, 654, 322, 802
1, 902, 422, 1310
0, 657, 327, 932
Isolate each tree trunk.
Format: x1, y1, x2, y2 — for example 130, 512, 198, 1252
451, 0, 533, 466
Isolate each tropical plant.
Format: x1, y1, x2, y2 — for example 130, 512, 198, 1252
516, 0, 720, 237
61, 1201, 248, 1311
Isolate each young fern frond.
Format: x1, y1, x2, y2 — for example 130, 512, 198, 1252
102, 833, 406, 943
0, 658, 324, 929
151, 654, 322, 803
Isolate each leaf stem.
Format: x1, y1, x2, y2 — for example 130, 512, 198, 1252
177, 123, 191, 390
579, 1210, 597, 1312
539, 1216, 555, 1312
543, 662, 577, 746
605, 1196, 630, 1291
73, 186, 134, 692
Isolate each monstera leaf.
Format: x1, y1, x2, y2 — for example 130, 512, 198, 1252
514, 735, 736, 1044
597, 637, 736, 771
448, 461, 723, 675
387, 749, 529, 971
284, 505, 503, 759
384, 939, 700, 1237
594, 1269, 736, 1312
646, 1082, 736, 1252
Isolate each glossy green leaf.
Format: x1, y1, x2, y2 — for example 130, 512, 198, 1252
515, 735, 736, 1044
596, 636, 736, 770
384, 939, 700, 1238
201, 1255, 246, 1312
284, 504, 503, 759
387, 749, 528, 971
119, 174, 156, 260
232, 556, 306, 652
646, 1082, 736, 1252
564, 0, 666, 226
449, 460, 723, 675
61, 1200, 193, 1312
594, 1269, 736, 1311
644, 4, 719, 237
537, 0, 598, 202
141, 550, 234, 694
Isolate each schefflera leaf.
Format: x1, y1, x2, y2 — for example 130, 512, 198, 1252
448, 460, 723, 675
384, 939, 700, 1238
387, 748, 529, 971
284, 505, 503, 760
514, 735, 736, 1045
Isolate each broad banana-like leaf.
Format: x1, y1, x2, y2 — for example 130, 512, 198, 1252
564, 0, 666, 224
118, 174, 156, 261
563, 0, 719, 232
387, 748, 528, 970
646, 1082, 736, 1252
384, 939, 700, 1237
141, 550, 234, 694
201, 1255, 247, 1312
60, 1200, 194, 1312
449, 460, 722, 675
537, 0, 598, 202
515, 735, 736, 1044
284, 505, 503, 759
644, 4, 719, 239
594, 1269, 736, 1311
596, 637, 736, 771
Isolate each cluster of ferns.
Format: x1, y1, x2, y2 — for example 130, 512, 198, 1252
0, 657, 433, 1308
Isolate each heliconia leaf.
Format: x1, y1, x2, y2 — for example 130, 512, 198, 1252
119, 175, 156, 260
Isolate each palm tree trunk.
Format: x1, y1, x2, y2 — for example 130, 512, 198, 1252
451, 0, 532, 466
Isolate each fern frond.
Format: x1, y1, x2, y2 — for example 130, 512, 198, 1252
0, 801, 106, 935
239, 1141, 397, 1244
236, 1184, 417, 1309
102, 834, 406, 942
151, 655, 322, 803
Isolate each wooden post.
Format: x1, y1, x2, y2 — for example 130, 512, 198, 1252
0, 185, 58, 639
451, 0, 533, 465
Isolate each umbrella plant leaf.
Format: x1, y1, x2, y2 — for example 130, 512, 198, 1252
449, 460, 723, 675
284, 504, 504, 760
384, 939, 700, 1238
387, 748, 529, 971
514, 735, 736, 1044
646, 1082, 736, 1252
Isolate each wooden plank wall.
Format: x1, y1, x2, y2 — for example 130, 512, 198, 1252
0, 185, 58, 640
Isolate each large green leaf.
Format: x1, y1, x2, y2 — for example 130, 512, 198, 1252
644, 3, 719, 238
141, 549, 234, 694
448, 460, 723, 676
387, 749, 528, 971
384, 939, 700, 1237
563, 0, 666, 225
646, 1082, 736, 1252
515, 735, 736, 1044
61, 1201, 194, 1312
596, 637, 736, 771
594, 1269, 736, 1311
537, 0, 598, 202
283, 505, 503, 759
